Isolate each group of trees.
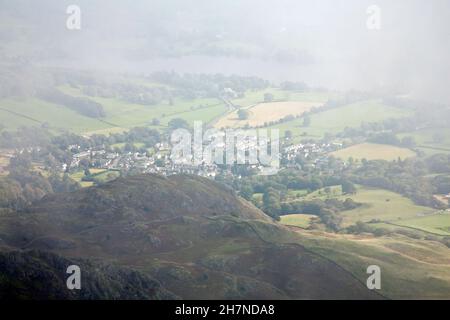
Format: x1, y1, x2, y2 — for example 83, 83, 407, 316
348, 156, 450, 208
229, 150, 450, 226
237, 109, 249, 120
39, 89, 106, 118
279, 81, 308, 92
229, 169, 359, 222
281, 198, 360, 231
151, 72, 270, 99
0, 152, 80, 211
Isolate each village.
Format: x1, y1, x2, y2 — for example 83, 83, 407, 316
64, 137, 346, 182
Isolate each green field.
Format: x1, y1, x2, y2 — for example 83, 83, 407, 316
285, 188, 309, 201
336, 187, 434, 226
298, 185, 435, 227
0, 83, 229, 134
270, 99, 412, 140
288, 184, 449, 237
0, 98, 111, 133
60, 85, 227, 131
111, 142, 146, 150
385, 212, 450, 236
69, 169, 120, 187
231, 88, 335, 108
330, 143, 416, 161
280, 214, 316, 228
302, 185, 343, 200
397, 127, 450, 156
69, 170, 94, 187
91, 170, 120, 183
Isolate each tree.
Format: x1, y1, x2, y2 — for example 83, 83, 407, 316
168, 118, 189, 129
342, 180, 357, 194
84, 168, 91, 177
124, 142, 136, 153
284, 130, 293, 140
237, 109, 249, 120
433, 132, 445, 144
79, 158, 90, 169
310, 178, 323, 191
264, 93, 274, 102
240, 185, 254, 201
303, 116, 311, 127
401, 136, 416, 148
263, 187, 281, 220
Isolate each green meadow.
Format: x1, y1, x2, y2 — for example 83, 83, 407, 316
289, 185, 435, 228
397, 127, 450, 155
0, 97, 110, 133
271, 99, 412, 140
231, 88, 335, 108
0, 84, 228, 135
386, 212, 450, 236
280, 214, 316, 228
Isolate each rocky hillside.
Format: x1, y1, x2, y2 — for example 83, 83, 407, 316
0, 174, 381, 299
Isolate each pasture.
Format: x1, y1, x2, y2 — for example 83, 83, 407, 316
387, 212, 450, 236
0, 83, 229, 135
280, 214, 315, 228
0, 97, 111, 133
0, 153, 10, 176
230, 88, 334, 108
397, 127, 450, 156
271, 99, 412, 141
297, 185, 435, 227
215, 101, 321, 128
330, 143, 416, 161
334, 186, 434, 226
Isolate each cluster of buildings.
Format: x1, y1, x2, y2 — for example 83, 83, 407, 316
283, 142, 343, 164
64, 139, 346, 178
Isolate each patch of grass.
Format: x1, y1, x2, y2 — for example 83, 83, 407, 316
91, 170, 120, 183
280, 214, 316, 228
303, 185, 343, 200
330, 143, 416, 161
111, 142, 146, 150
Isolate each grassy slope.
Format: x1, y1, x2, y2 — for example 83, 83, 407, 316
290, 229, 450, 299
0, 83, 228, 135
60, 85, 227, 132
0, 97, 110, 133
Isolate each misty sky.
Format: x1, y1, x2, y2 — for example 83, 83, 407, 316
1, 0, 449, 102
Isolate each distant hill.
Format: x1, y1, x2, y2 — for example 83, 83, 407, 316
0, 174, 381, 299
